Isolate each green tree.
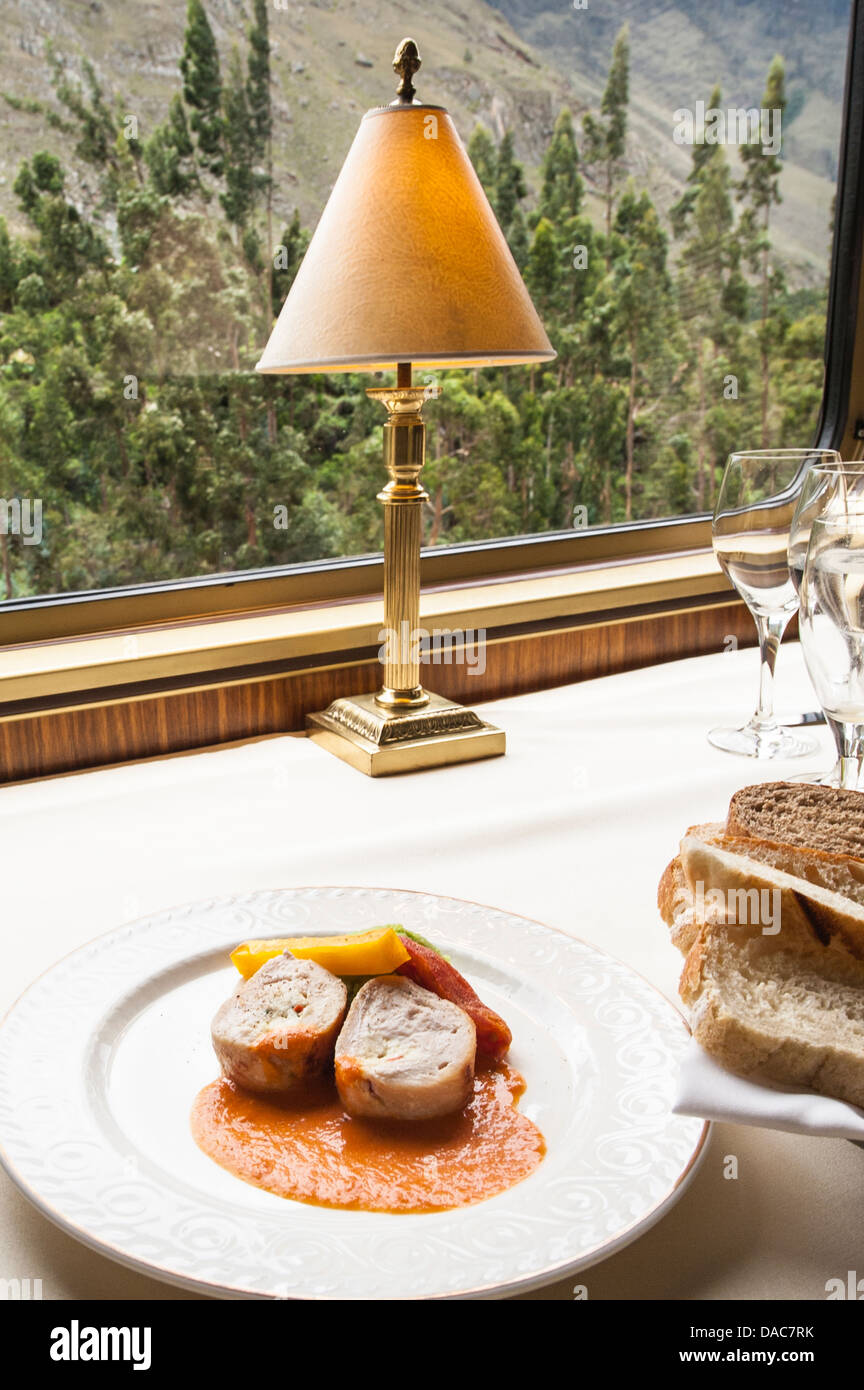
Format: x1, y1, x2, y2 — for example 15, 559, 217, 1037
495, 130, 526, 233
582, 24, 630, 255
220, 48, 257, 232
537, 109, 583, 224
246, 0, 274, 333
737, 55, 787, 446
0, 218, 17, 311
50, 55, 121, 177
145, 95, 197, 197
180, 0, 223, 175
526, 217, 561, 314
467, 124, 497, 204
272, 212, 309, 313
13, 153, 108, 298
610, 187, 678, 520
670, 83, 723, 236
673, 97, 748, 508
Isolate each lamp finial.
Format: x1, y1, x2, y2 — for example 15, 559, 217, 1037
392, 38, 421, 104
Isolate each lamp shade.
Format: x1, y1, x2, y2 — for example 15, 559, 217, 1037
256, 103, 555, 373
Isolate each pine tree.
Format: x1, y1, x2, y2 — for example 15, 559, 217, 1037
507, 206, 530, 271
495, 130, 526, 232
246, 0, 273, 333
737, 55, 786, 447
13, 153, 108, 297
526, 217, 561, 314
246, 0, 271, 154
145, 95, 196, 197
220, 48, 256, 231
0, 218, 17, 312
50, 56, 118, 172
467, 125, 497, 205
673, 93, 748, 509
180, 0, 223, 175
272, 212, 309, 313
537, 109, 583, 224
582, 24, 629, 256
610, 187, 676, 520
670, 83, 722, 237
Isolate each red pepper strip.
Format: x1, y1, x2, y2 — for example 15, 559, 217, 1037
396, 935, 512, 1061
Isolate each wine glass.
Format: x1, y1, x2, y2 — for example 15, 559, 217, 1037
787, 459, 856, 787
709, 449, 838, 759
798, 466, 864, 791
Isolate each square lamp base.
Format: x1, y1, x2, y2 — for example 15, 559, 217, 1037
306, 691, 505, 776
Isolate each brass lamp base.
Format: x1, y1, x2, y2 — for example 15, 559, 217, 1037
306, 692, 505, 777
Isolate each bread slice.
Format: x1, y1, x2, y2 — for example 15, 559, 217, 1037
658, 847, 727, 955
727, 782, 864, 860
678, 831, 864, 960
660, 821, 864, 954
212, 953, 347, 1094
661, 785, 864, 1109
680, 925, 864, 1109
334, 975, 476, 1121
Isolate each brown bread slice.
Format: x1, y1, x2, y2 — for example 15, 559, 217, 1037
727, 783, 864, 860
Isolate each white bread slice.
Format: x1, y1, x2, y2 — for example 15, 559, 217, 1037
659, 824, 864, 959
658, 845, 726, 955
679, 926, 864, 1110
212, 953, 347, 1094
334, 975, 476, 1120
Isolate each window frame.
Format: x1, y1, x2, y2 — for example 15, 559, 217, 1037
1, 0, 862, 650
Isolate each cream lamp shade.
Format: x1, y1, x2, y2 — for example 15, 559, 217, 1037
256, 102, 555, 373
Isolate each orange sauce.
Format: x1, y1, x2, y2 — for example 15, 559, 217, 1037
191, 1061, 545, 1213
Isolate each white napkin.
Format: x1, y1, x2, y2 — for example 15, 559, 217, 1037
673, 1037, 864, 1141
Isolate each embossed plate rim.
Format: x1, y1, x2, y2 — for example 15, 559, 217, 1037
0, 886, 709, 1300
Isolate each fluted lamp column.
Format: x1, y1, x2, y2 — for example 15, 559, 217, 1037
256, 39, 555, 775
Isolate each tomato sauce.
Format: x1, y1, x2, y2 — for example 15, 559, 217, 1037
191, 1060, 545, 1213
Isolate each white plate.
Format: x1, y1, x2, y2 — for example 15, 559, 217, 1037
0, 888, 707, 1300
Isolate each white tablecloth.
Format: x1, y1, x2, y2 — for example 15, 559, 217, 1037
2, 640, 862, 1300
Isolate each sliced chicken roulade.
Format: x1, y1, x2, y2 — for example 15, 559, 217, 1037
212, 953, 347, 1094
334, 975, 476, 1120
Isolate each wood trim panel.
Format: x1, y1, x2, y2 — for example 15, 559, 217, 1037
0, 596, 757, 784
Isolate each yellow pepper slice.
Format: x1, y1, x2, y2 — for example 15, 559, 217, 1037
230, 926, 410, 979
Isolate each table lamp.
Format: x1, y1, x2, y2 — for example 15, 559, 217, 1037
257, 38, 555, 775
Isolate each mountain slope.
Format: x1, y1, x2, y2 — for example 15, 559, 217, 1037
0, 0, 586, 232
0, 0, 848, 281
495, 0, 852, 276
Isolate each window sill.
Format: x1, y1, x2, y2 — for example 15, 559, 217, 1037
0, 546, 731, 708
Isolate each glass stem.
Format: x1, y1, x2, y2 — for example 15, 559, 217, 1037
752, 612, 789, 730
833, 719, 864, 790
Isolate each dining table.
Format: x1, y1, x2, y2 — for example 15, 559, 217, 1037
1, 638, 862, 1300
